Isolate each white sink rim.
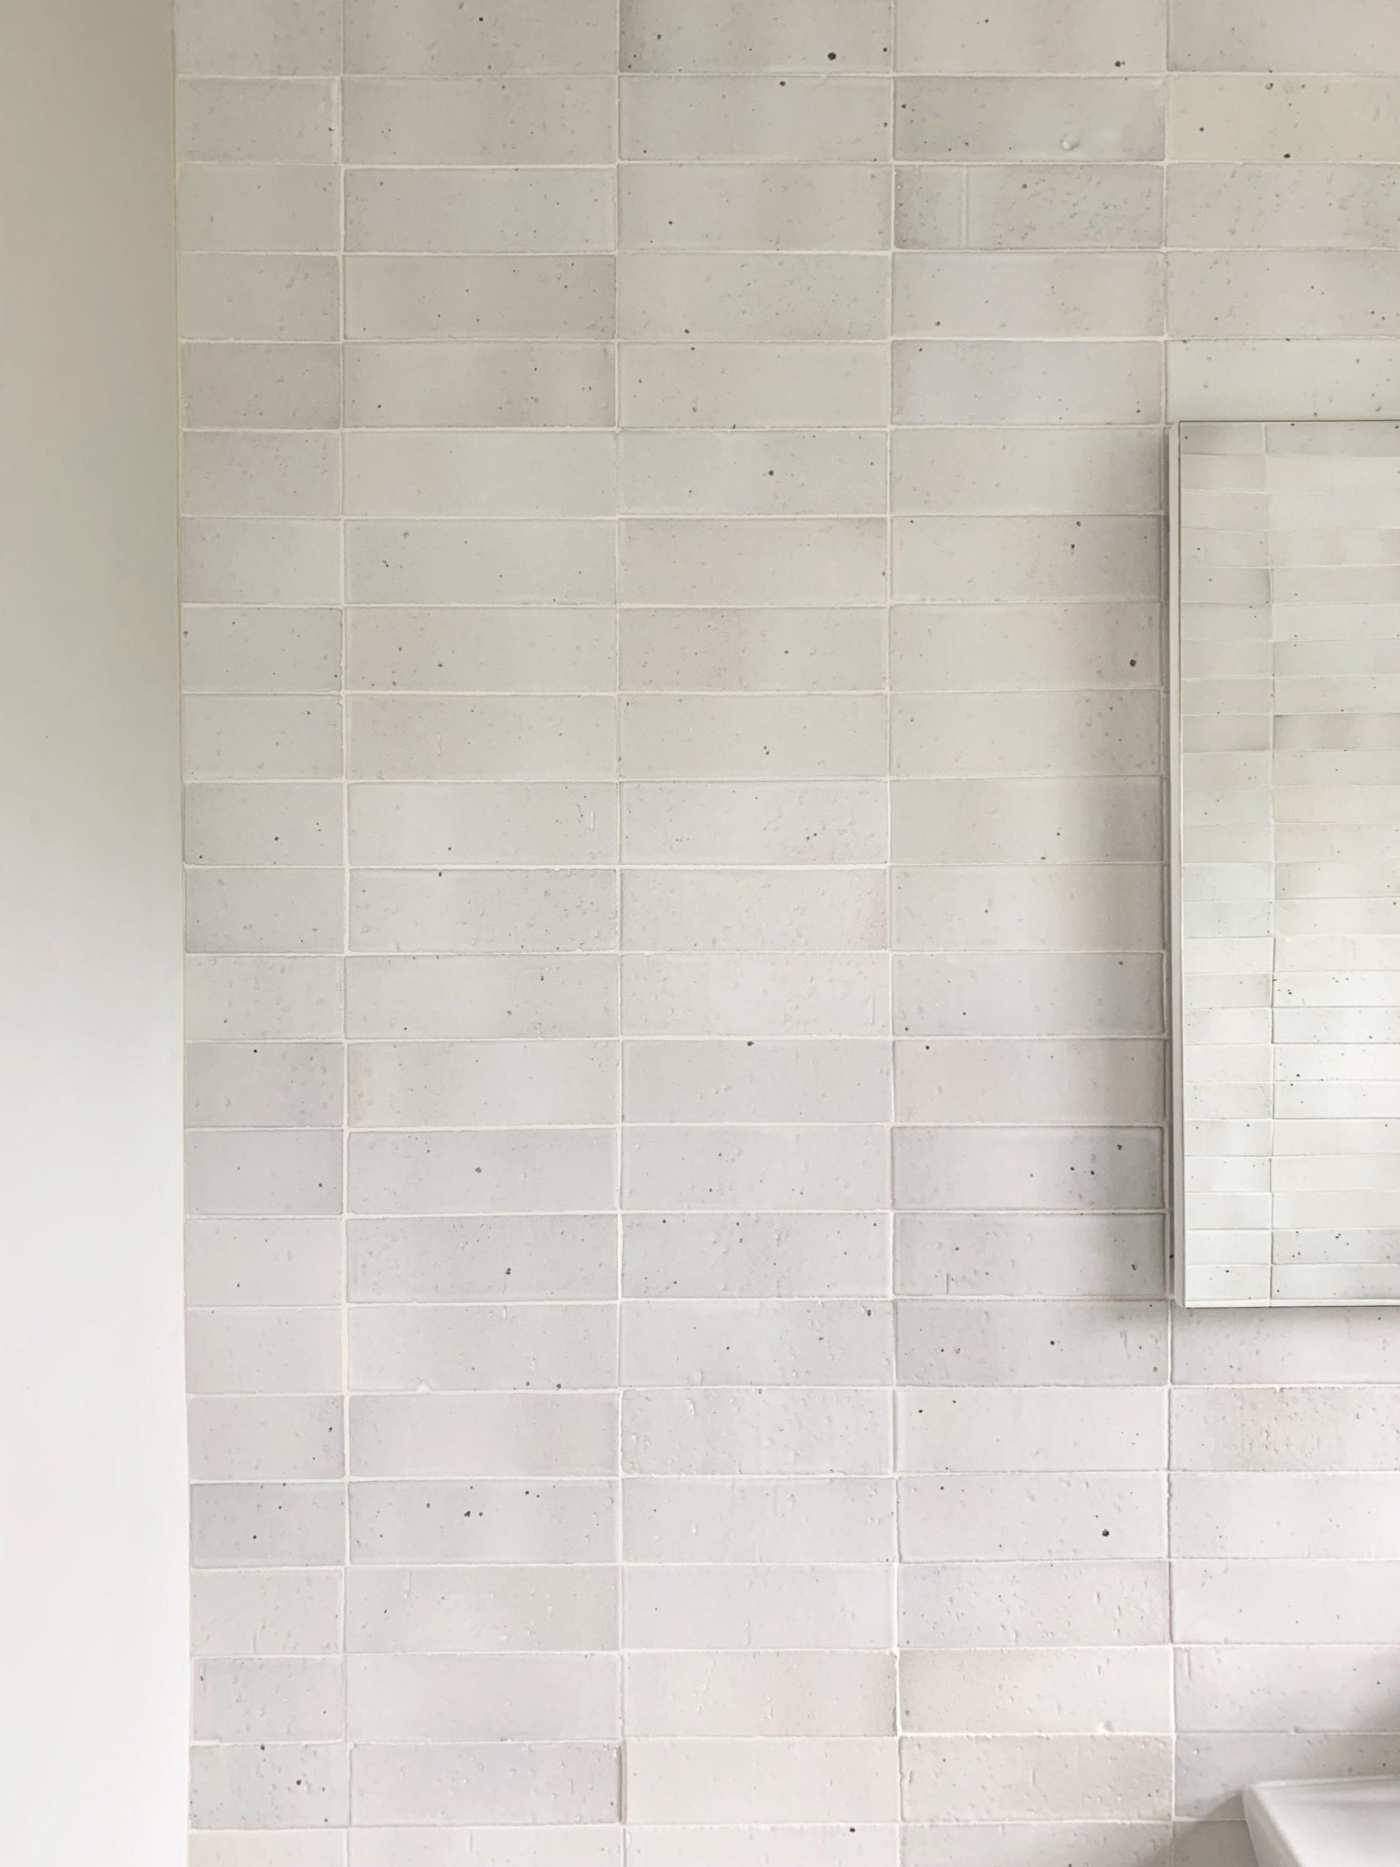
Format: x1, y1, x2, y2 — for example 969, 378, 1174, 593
1244, 1775, 1400, 1867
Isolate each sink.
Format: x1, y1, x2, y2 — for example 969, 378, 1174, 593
1244, 1777, 1400, 1867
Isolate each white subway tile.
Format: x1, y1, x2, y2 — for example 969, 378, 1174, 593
623, 1387, 891, 1476
349, 1129, 618, 1215
625, 1740, 897, 1824
350, 1743, 619, 1826
619, 257, 889, 342
901, 1734, 1171, 1822
1170, 0, 1400, 74
179, 162, 338, 253
897, 78, 1163, 161
623, 1476, 894, 1563
626, 1651, 894, 1735
895, 253, 1163, 339
624, 1565, 892, 1650
894, 1126, 1163, 1213
347, 521, 616, 606
625, 1040, 890, 1124
191, 1482, 345, 1567
346, 0, 617, 74
900, 1473, 1166, 1561
896, 1214, 1167, 1300
346, 1567, 617, 1652
623, 76, 891, 162
194, 1656, 344, 1742
192, 1567, 342, 1657
182, 342, 340, 429
623, 954, 889, 1039
621, 1, 893, 74
344, 77, 617, 164
894, 343, 1161, 426
901, 1648, 1171, 1734
897, 0, 1165, 74
621, 696, 886, 780
621, 519, 886, 607
625, 1124, 890, 1211
176, 0, 341, 76
187, 1306, 342, 1394
350, 1479, 616, 1565
347, 259, 616, 341
185, 1218, 344, 1307
349, 698, 615, 790
346, 168, 614, 256
623, 343, 888, 427
899, 1386, 1166, 1470
347, 1654, 620, 1741
350, 1393, 617, 1478
347, 958, 618, 1042
349, 1302, 618, 1392
622, 1298, 892, 1387
623, 784, 887, 868
900, 1562, 1169, 1648
621, 165, 889, 253
189, 1396, 344, 1480
190, 1743, 348, 1828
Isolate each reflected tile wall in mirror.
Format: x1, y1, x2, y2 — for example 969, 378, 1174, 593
1176, 419, 1400, 1305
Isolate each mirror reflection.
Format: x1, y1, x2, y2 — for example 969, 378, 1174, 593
1174, 420, 1400, 1306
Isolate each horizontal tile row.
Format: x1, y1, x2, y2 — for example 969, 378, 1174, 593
187, 865, 1167, 954
182, 430, 1168, 519
184, 1213, 1164, 1306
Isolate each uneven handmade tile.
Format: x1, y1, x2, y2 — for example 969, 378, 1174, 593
621, 519, 886, 607
345, 169, 615, 255
966, 165, 1164, 249
894, 342, 1161, 426
893, 430, 1162, 516
622, 1213, 889, 1298
182, 432, 341, 519
896, 77, 1164, 163
184, 783, 343, 867
350, 1394, 619, 1480
622, 342, 889, 428
621, 0, 894, 73
178, 163, 339, 253
618, 255, 889, 342
895, 252, 1164, 338
345, 343, 614, 426
1169, 251, 1400, 341
349, 614, 613, 703
182, 342, 341, 430
345, 0, 619, 74
1168, 165, 1400, 250
176, 0, 342, 76
179, 254, 341, 342
346, 521, 616, 606
1168, 75, 1400, 162
344, 76, 617, 163
347, 257, 616, 341
897, 0, 1166, 74
620, 165, 890, 253
177, 78, 339, 162
1170, 0, 1400, 74
350, 1039, 619, 1128
620, 431, 885, 518
623, 76, 891, 161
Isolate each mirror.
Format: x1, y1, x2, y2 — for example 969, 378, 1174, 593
1172, 420, 1400, 1306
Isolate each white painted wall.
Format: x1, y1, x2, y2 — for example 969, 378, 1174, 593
0, 0, 186, 1861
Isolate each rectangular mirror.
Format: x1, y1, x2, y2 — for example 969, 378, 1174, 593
1172, 420, 1400, 1306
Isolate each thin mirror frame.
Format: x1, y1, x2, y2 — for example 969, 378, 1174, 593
1169, 420, 1400, 1308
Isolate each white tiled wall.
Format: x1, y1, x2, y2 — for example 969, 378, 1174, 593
177, 2, 1400, 1863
